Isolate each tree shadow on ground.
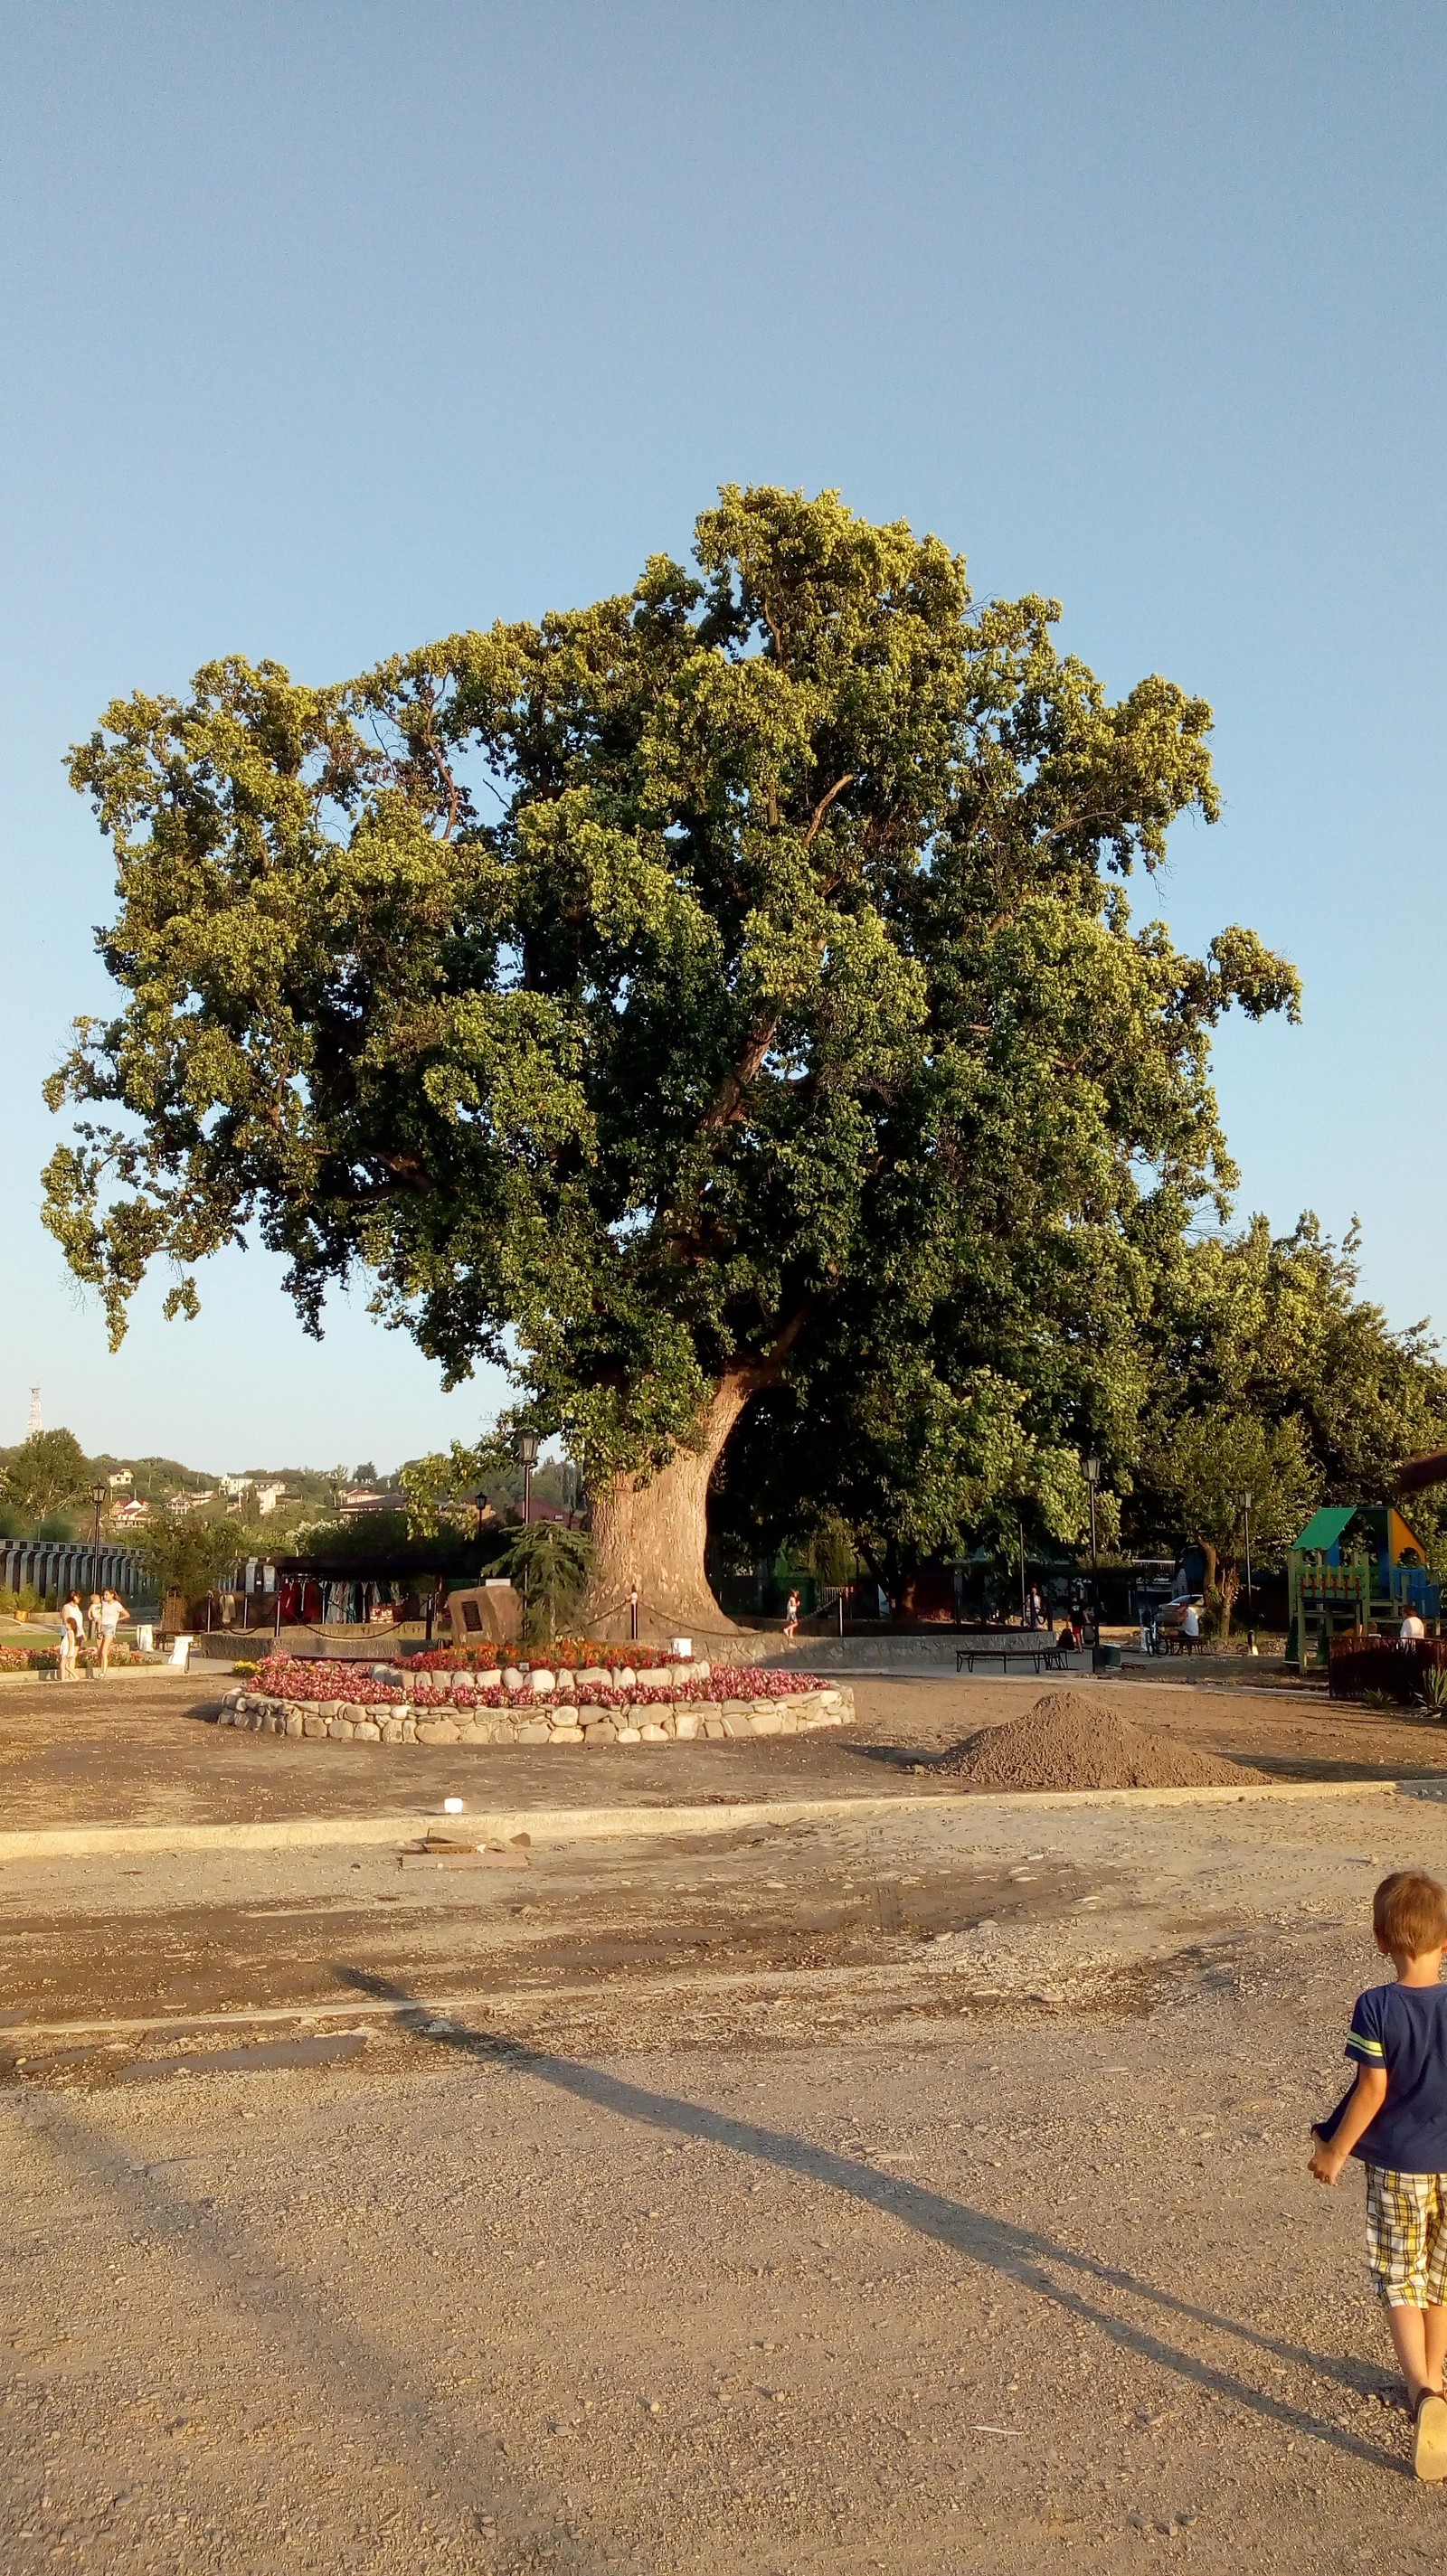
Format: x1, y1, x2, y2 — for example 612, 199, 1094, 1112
333, 1966, 1404, 2474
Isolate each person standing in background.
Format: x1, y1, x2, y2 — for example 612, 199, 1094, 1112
60, 1590, 85, 1680
98, 1587, 129, 1671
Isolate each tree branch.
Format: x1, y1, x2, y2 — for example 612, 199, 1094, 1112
766, 1298, 815, 1366
698, 1017, 779, 1131
801, 773, 855, 850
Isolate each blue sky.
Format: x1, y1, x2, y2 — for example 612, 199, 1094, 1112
1, 2, 1442, 1473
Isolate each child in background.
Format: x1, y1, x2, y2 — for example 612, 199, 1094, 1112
60, 1590, 85, 1681
1310, 1871, 1447, 2477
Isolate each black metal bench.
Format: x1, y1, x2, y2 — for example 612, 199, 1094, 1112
956, 1641, 1068, 1675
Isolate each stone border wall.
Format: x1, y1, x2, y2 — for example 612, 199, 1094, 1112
216, 1683, 856, 1747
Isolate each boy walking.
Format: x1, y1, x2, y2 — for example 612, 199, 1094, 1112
1310, 1871, 1447, 2478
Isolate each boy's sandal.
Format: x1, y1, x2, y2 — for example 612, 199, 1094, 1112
1412, 2389, 1447, 2482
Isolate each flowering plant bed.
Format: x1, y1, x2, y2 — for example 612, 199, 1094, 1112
218, 1655, 853, 1748
0, 1643, 162, 1675
401, 1638, 677, 1674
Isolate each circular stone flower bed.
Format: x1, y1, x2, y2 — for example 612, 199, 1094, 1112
215, 1656, 856, 1748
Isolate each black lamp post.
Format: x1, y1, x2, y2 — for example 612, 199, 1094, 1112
515, 1430, 540, 1525
1243, 1490, 1256, 1656
90, 1483, 106, 1595
1084, 1453, 1102, 1661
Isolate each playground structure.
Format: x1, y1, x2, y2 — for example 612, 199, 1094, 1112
1287, 1503, 1441, 1669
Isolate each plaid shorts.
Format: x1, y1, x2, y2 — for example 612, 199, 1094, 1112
1364, 2166, 1447, 2307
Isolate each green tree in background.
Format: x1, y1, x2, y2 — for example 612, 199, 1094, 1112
137, 1515, 245, 1613
1144, 1407, 1319, 1638
497, 1521, 591, 1644
1, 1429, 90, 1532
43, 486, 1298, 1633
1133, 1215, 1447, 1571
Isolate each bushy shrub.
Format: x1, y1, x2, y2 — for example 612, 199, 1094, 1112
1329, 1635, 1447, 1706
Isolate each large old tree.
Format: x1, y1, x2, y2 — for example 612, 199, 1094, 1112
44, 486, 1298, 1635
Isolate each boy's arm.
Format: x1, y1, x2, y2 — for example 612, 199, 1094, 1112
1309, 2065, 1388, 2183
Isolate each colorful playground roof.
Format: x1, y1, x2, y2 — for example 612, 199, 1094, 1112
1293, 1507, 1357, 1553
1292, 1504, 1425, 1562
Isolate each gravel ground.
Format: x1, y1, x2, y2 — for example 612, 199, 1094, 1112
4, 1671, 1447, 1833
9, 1776, 1447, 2570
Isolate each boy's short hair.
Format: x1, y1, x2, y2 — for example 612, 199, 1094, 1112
1374, 1870, 1447, 1957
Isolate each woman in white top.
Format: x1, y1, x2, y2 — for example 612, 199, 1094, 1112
60, 1590, 86, 1680
1401, 1610, 1427, 1644
98, 1587, 129, 1671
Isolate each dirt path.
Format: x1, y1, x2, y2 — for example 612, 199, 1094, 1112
8, 1690, 1447, 2571
3, 1672, 1446, 1835
4, 1910, 1442, 2575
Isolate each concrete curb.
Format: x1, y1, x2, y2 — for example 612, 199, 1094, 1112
0, 1774, 1406, 1864
0, 1666, 233, 1689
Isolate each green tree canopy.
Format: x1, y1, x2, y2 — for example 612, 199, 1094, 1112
137, 1514, 248, 1607
1, 1429, 92, 1531
1130, 1214, 1447, 1571
1142, 1406, 1319, 1637
44, 486, 1299, 1633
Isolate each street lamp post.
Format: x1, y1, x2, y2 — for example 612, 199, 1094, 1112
1084, 1453, 1102, 1665
1243, 1491, 1257, 1656
515, 1430, 540, 1525
514, 1430, 541, 1637
90, 1483, 106, 1598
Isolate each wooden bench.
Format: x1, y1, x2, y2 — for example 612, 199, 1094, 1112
956, 1641, 1068, 1675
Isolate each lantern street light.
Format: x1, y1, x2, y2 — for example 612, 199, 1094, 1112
90, 1483, 107, 1596
1084, 1453, 1102, 1664
515, 1429, 540, 1526
1243, 1491, 1257, 1656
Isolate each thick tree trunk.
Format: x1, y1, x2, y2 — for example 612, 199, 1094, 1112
586, 1368, 759, 1643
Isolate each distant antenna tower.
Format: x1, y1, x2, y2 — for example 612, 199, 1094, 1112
26, 1386, 42, 1438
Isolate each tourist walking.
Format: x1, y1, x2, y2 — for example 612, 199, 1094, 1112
783, 1588, 800, 1642
60, 1590, 85, 1680
98, 1587, 129, 1671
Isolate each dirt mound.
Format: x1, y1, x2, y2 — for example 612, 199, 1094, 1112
937, 1690, 1267, 1791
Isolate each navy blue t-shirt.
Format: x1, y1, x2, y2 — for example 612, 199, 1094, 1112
1319, 1981, 1447, 2173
